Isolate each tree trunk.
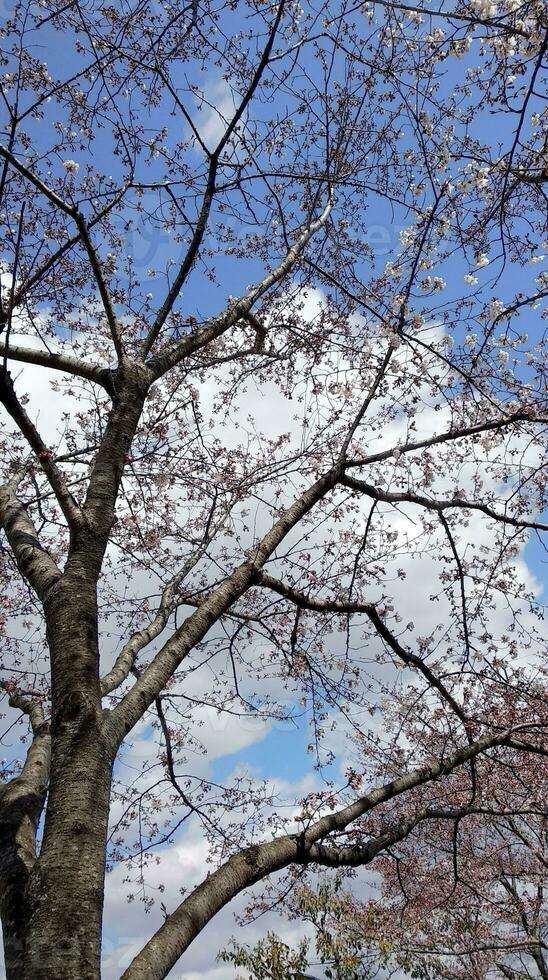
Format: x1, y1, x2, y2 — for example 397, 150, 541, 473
0, 781, 43, 979
21, 718, 113, 979
20, 564, 114, 979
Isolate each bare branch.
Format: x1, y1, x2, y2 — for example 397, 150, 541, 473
140, 0, 287, 355
340, 475, 548, 532
345, 413, 548, 470
0, 342, 114, 393
107, 463, 341, 741
101, 566, 196, 696
0, 145, 123, 362
334, 0, 535, 37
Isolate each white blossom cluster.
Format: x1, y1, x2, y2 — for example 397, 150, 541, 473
379, 324, 402, 348
399, 226, 416, 249
482, 299, 507, 321
390, 293, 408, 313
383, 260, 402, 279
436, 146, 451, 173
459, 162, 491, 195
448, 37, 472, 59
425, 28, 445, 46
469, 0, 496, 17
489, 33, 517, 59
406, 9, 423, 24
419, 110, 433, 137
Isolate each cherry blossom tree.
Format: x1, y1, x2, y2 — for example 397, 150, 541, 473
0, 0, 546, 978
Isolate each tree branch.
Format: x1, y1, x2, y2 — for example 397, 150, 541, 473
307, 804, 537, 868
0, 464, 62, 602
0, 342, 114, 393
101, 565, 199, 696
255, 572, 468, 723
0, 686, 50, 977
107, 464, 341, 742
141, 1, 287, 356
0, 145, 123, 363
4, 184, 130, 319
340, 475, 548, 532
345, 413, 547, 471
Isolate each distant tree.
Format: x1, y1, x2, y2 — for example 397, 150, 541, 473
220, 874, 400, 980
0, 1, 546, 978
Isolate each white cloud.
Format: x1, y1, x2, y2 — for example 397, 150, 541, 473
195, 81, 238, 152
